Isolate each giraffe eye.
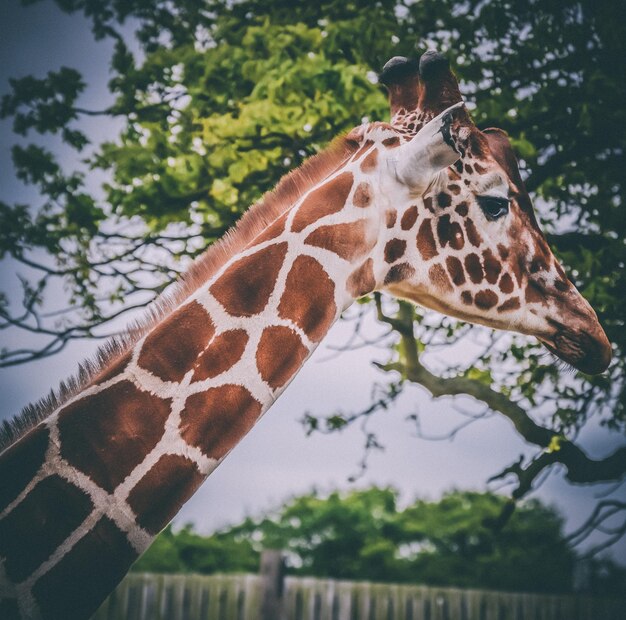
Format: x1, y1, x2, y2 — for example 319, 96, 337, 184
478, 195, 510, 221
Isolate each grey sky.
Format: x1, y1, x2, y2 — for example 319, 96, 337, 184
1, 0, 624, 564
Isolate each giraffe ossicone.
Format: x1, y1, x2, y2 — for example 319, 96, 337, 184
0, 49, 611, 620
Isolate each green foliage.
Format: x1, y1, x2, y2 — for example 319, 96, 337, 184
397, 492, 574, 593
132, 524, 258, 575
98, 19, 387, 230
1, 67, 87, 147
4, 0, 623, 422
2, 0, 625, 550
134, 488, 585, 594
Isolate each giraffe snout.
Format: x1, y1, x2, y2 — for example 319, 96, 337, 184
542, 316, 612, 375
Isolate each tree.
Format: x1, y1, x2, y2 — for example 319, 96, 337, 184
1, 0, 625, 555
132, 524, 258, 575
132, 488, 621, 595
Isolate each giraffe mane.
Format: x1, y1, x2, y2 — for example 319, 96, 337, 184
0, 133, 361, 452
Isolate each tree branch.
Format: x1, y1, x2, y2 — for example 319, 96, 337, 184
374, 301, 626, 534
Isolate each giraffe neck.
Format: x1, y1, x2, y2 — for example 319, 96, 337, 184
0, 158, 380, 619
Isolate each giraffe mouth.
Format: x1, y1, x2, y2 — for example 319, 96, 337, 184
539, 326, 611, 375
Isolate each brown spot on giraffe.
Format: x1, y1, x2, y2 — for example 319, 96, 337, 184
385, 209, 397, 228
382, 136, 401, 148
461, 291, 473, 305
291, 172, 354, 233
449, 184, 461, 195
437, 215, 464, 250
498, 297, 521, 312
475, 162, 487, 174
464, 163, 473, 174
384, 262, 415, 285
0, 475, 93, 583
555, 279, 570, 292
497, 243, 510, 261
353, 182, 372, 208
483, 249, 502, 284
429, 264, 453, 292
400, 205, 418, 230
360, 149, 378, 173
210, 242, 288, 317
58, 381, 171, 493
257, 326, 309, 390
510, 254, 525, 286
416, 219, 438, 260
465, 218, 483, 247
346, 259, 376, 298
278, 255, 336, 342
180, 385, 262, 460
138, 300, 214, 382
192, 329, 249, 382
423, 196, 435, 213
475, 289, 499, 310
384, 239, 407, 263
529, 254, 549, 274
93, 351, 131, 385
447, 167, 461, 181
252, 212, 287, 245
127, 454, 204, 534
525, 281, 545, 304
0, 425, 49, 513
464, 253, 484, 284
32, 516, 137, 620
455, 201, 468, 216
437, 192, 452, 208
446, 256, 466, 285
499, 273, 514, 294
351, 139, 373, 161
304, 220, 373, 261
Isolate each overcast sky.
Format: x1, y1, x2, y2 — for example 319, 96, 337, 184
1, 0, 624, 564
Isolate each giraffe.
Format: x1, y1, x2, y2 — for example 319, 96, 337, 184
0, 50, 610, 620
377, 51, 612, 371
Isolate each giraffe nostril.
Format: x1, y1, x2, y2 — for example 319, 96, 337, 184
552, 328, 612, 374
543, 315, 612, 374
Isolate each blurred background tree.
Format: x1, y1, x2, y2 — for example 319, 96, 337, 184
132, 487, 625, 596
1, 0, 624, 558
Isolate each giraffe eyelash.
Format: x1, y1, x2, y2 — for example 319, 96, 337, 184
477, 195, 510, 221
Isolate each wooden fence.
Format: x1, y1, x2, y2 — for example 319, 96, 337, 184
92, 553, 624, 620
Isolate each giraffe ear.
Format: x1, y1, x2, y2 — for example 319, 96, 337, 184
418, 51, 464, 115
483, 127, 535, 217
395, 101, 464, 191
379, 56, 421, 117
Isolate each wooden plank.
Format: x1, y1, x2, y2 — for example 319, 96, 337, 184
335, 580, 353, 620
260, 550, 285, 620
90, 572, 626, 620
244, 574, 262, 620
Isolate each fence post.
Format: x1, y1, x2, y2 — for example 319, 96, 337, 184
260, 549, 286, 620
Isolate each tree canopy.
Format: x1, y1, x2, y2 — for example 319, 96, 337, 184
1, 0, 625, 555
132, 487, 625, 596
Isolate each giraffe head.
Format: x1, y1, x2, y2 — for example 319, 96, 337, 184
363, 51, 611, 374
